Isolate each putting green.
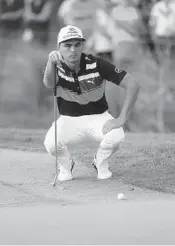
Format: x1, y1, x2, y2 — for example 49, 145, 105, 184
1, 148, 175, 244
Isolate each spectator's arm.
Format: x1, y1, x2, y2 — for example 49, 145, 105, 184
24, 1, 53, 22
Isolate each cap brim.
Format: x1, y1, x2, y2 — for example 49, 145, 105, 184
58, 37, 86, 44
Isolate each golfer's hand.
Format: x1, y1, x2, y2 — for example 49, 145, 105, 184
102, 117, 126, 135
48, 50, 60, 65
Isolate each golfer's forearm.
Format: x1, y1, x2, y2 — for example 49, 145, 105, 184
43, 60, 55, 88
119, 74, 140, 119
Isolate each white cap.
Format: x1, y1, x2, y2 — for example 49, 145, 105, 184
57, 25, 86, 44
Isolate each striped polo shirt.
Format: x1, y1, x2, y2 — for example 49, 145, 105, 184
56, 53, 126, 116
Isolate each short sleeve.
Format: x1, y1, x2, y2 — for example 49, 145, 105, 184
96, 57, 127, 85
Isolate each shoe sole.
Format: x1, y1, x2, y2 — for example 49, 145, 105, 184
58, 176, 73, 182
97, 172, 112, 179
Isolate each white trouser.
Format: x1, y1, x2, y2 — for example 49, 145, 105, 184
44, 111, 125, 170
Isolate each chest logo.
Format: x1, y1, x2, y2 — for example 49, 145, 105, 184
115, 68, 122, 73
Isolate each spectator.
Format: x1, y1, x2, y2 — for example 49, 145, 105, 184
149, 0, 175, 97
110, 0, 145, 69
149, 0, 175, 50
137, 0, 160, 64
57, 0, 98, 46
0, 0, 24, 90
85, 0, 116, 62
23, 0, 53, 45
0, 0, 24, 32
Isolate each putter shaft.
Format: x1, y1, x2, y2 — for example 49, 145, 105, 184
53, 64, 58, 187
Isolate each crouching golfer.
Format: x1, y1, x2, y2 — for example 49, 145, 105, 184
43, 25, 140, 182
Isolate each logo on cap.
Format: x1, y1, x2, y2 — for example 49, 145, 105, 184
63, 27, 81, 40
57, 25, 86, 44
68, 27, 78, 34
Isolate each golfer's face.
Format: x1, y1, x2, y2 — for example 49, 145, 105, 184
59, 39, 84, 64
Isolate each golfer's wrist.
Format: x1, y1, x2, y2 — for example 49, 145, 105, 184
48, 57, 56, 66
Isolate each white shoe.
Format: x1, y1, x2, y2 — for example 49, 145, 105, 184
92, 160, 112, 180
97, 167, 112, 179
58, 160, 75, 182
58, 170, 73, 181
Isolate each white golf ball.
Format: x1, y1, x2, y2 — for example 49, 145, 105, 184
117, 193, 126, 200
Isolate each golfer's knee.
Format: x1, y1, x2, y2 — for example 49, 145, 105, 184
101, 127, 125, 149
116, 127, 125, 143
44, 137, 65, 156
44, 137, 53, 155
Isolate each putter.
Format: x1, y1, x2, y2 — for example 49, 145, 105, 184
52, 63, 58, 187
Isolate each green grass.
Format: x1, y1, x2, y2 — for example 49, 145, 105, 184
1, 128, 175, 194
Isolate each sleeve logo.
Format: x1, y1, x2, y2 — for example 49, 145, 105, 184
115, 67, 122, 73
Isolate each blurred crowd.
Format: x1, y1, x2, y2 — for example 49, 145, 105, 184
0, 0, 175, 131
58, 0, 175, 69
0, 0, 54, 46
0, 0, 175, 63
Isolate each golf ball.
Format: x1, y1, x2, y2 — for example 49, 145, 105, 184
117, 193, 126, 200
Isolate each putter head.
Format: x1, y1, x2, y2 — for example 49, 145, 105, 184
50, 180, 55, 186
50, 181, 57, 187
51, 175, 58, 187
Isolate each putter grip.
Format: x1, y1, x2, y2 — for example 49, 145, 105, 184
54, 63, 57, 96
